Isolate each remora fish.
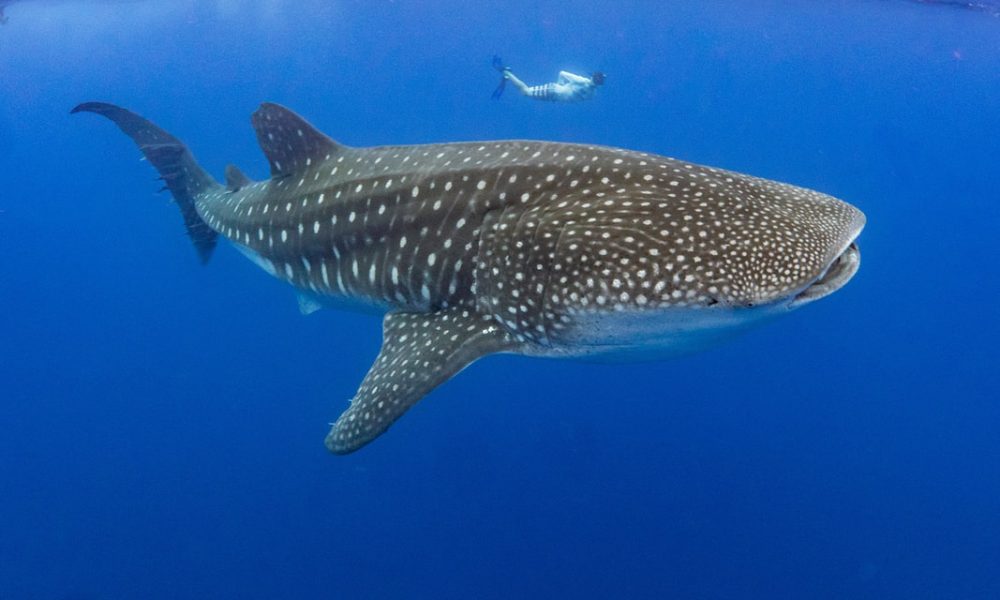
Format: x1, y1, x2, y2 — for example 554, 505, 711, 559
73, 102, 865, 454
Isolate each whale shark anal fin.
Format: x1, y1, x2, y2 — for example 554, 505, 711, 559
296, 292, 323, 315
325, 308, 516, 454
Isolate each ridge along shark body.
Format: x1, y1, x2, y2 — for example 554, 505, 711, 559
74, 102, 865, 454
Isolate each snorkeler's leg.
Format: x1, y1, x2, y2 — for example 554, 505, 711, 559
505, 71, 531, 95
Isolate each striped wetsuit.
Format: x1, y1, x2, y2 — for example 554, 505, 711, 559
505, 70, 598, 102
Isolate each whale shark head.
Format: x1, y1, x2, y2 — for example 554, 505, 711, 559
500, 160, 867, 360
695, 175, 866, 311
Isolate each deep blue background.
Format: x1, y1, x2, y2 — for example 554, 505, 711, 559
2, 1, 999, 598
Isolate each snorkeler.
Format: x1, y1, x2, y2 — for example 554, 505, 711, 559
492, 56, 604, 102
0, 4, 8, 25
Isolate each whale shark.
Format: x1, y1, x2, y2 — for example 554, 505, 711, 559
73, 101, 865, 454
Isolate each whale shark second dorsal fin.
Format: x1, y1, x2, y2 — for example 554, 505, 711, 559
250, 102, 346, 179
224, 164, 252, 192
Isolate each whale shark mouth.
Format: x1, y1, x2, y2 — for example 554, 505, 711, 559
789, 242, 861, 308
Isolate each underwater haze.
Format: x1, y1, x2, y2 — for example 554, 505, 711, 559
1, 1, 999, 598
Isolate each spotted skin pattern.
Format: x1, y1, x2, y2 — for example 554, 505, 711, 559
75, 102, 865, 454
329, 309, 516, 452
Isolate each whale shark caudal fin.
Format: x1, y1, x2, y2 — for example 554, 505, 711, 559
71, 102, 222, 264
325, 308, 517, 454
249, 102, 347, 178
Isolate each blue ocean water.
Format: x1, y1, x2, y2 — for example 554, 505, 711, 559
1, 1, 999, 598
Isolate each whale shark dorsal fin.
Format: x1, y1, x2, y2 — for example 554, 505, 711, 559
325, 308, 517, 454
250, 102, 345, 178
224, 164, 252, 192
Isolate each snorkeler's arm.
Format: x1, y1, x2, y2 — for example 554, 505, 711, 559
559, 71, 591, 85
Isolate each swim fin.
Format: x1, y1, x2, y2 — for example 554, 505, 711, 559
491, 77, 506, 99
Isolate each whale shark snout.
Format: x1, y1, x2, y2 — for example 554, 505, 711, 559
789, 241, 862, 308
706, 180, 866, 310
784, 200, 865, 309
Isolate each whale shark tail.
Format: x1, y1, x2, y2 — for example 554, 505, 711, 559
71, 102, 222, 264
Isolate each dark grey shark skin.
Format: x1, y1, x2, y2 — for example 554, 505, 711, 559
73, 102, 865, 454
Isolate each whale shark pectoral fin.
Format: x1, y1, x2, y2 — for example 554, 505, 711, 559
325, 308, 516, 454
250, 102, 347, 179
